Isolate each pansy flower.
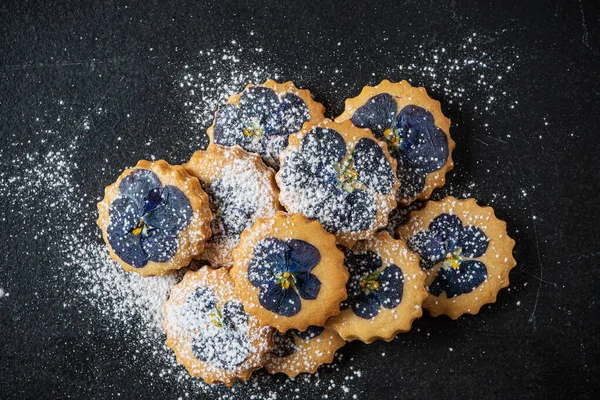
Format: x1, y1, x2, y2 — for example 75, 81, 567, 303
106, 169, 192, 268
406, 213, 490, 297
247, 237, 321, 317
208, 81, 325, 168
277, 121, 397, 246
336, 80, 454, 204
341, 249, 404, 319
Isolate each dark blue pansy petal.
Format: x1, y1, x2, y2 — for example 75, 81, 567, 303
247, 238, 289, 287
351, 293, 381, 319
344, 189, 376, 232
407, 230, 447, 269
353, 138, 395, 194
109, 232, 148, 268
377, 264, 404, 309
294, 325, 324, 340
118, 169, 162, 207
429, 260, 488, 298
350, 93, 397, 139
108, 197, 140, 236
396, 105, 448, 172
141, 230, 178, 262
459, 226, 490, 258
295, 272, 321, 300
263, 93, 309, 136
301, 128, 347, 165
222, 301, 248, 331
259, 281, 301, 317
238, 86, 279, 120
212, 104, 250, 147
271, 331, 296, 357
142, 187, 168, 215
288, 239, 320, 273
429, 213, 464, 247
143, 185, 192, 235
344, 250, 383, 277
186, 286, 216, 315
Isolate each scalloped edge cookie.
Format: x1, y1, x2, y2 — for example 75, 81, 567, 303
231, 212, 349, 332
336, 79, 455, 206
396, 196, 517, 319
326, 231, 427, 343
183, 144, 281, 267
97, 160, 212, 276
163, 267, 274, 386
276, 119, 399, 248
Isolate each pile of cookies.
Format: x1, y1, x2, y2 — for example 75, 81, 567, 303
96, 79, 516, 386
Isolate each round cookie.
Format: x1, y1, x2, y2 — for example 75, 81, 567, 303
231, 212, 349, 332
183, 144, 281, 267
397, 196, 516, 319
276, 119, 399, 248
207, 79, 325, 169
163, 267, 273, 386
336, 80, 455, 206
264, 326, 346, 378
326, 232, 427, 343
97, 160, 212, 276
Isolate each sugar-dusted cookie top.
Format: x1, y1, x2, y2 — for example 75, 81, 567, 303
397, 196, 516, 319
264, 326, 346, 378
326, 232, 427, 343
97, 160, 212, 276
336, 80, 455, 206
207, 80, 325, 169
231, 212, 348, 332
276, 119, 399, 247
163, 267, 273, 386
183, 145, 281, 267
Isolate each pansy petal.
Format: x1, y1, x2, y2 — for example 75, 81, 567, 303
295, 272, 321, 300
406, 230, 447, 269
271, 331, 296, 358
118, 169, 162, 207
239, 86, 279, 120
141, 230, 178, 263
247, 238, 289, 287
459, 226, 490, 258
353, 138, 395, 194
429, 260, 488, 298
350, 93, 397, 139
351, 293, 381, 319
143, 185, 192, 235
212, 104, 249, 147
288, 239, 321, 273
345, 189, 377, 232
377, 264, 404, 309
142, 187, 168, 215
294, 326, 325, 340
259, 282, 301, 317
109, 231, 148, 268
108, 197, 141, 237
301, 128, 347, 165
263, 93, 309, 136
429, 213, 464, 245
222, 301, 248, 331
396, 105, 448, 172
345, 250, 383, 276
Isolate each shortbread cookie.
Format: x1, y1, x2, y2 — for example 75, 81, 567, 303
326, 232, 427, 343
97, 160, 212, 276
397, 197, 516, 319
183, 145, 281, 267
163, 267, 273, 386
231, 212, 348, 332
336, 80, 455, 206
207, 80, 325, 168
276, 119, 399, 248
265, 326, 346, 378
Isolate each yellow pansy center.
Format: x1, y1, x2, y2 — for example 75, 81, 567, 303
384, 128, 402, 149
443, 248, 464, 270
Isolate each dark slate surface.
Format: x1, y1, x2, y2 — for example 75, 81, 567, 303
1, 0, 599, 399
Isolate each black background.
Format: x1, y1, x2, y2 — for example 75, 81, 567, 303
1, 1, 599, 399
